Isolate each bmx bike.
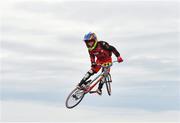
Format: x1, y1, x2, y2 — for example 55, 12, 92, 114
65, 61, 117, 109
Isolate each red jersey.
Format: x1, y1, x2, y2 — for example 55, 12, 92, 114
88, 41, 120, 64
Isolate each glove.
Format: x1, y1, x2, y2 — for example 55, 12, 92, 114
117, 56, 123, 63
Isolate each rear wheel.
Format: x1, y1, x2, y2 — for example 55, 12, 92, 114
65, 88, 85, 109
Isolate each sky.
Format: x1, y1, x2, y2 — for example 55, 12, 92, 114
0, 0, 180, 122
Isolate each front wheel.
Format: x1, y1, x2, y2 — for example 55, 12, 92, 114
105, 81, 111, 96
65, 88, 85, 109
105, 73, 112, 96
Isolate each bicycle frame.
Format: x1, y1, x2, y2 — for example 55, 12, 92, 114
83, 61, 117, 93
83, 72, 104, 93
65, 61, 118, 109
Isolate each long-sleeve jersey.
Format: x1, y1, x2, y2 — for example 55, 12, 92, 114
88, 41, 120, 64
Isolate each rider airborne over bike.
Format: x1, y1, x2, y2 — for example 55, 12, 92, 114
78, 32, 123, 95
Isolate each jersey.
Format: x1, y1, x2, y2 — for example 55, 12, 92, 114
88, 41, 120, 65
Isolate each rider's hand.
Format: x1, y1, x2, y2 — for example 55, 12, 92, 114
117, 56, 123, 63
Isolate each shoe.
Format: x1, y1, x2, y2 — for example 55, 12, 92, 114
96, 89, 102, 95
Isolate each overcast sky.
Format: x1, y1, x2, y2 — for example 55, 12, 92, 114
0, 0, 180, 122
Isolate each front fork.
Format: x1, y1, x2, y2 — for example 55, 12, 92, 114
102, 73, 112, 83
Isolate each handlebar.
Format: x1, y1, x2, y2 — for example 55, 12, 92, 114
97, 61, 118, 68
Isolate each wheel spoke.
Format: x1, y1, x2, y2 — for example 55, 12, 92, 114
66, 88, 85, 108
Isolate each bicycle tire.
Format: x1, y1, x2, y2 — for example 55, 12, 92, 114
105, 81, 111, 96
65, 87, 85, 109
105, 74, 112, 96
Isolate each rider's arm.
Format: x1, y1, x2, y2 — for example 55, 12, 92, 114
100, 41, 120, 57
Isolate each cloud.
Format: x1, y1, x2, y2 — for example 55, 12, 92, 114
1, 100, 179, 122
0, 1, 179, 122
